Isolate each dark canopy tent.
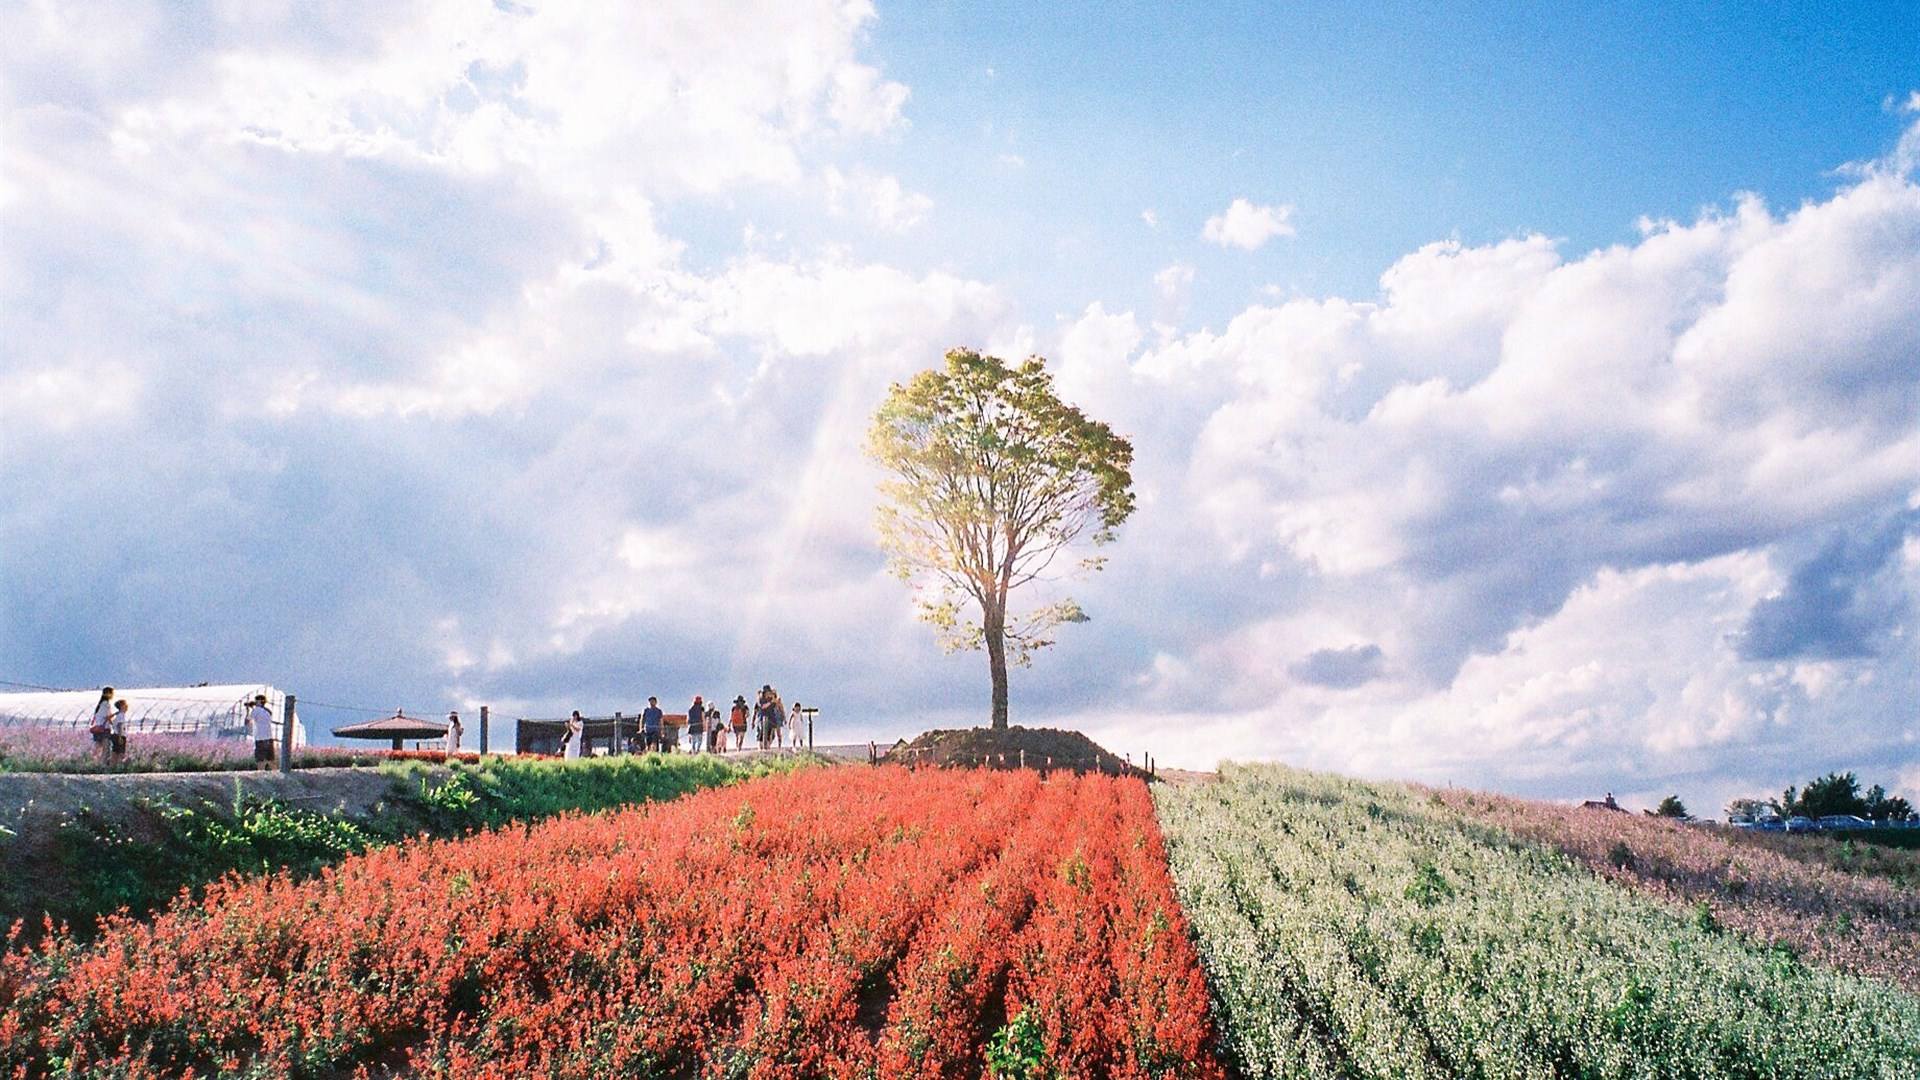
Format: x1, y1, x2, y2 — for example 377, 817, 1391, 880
331, 710, 449, 751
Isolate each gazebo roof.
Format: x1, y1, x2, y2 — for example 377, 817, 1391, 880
331, 710, 450, 741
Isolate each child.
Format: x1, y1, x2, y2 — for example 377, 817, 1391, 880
110, 698, 129, 764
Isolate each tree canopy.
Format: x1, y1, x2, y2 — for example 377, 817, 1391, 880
867, 348, 1135, 729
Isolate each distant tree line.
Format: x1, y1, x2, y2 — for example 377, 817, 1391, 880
1723, 771, 1915, 823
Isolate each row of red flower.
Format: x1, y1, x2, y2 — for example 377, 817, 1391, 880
0, 766, 1223, 1078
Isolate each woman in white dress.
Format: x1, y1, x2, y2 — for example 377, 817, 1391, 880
444, 711, 463, 756
563, 711, 584, 759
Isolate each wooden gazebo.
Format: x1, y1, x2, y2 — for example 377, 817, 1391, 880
331, 710, 449, 751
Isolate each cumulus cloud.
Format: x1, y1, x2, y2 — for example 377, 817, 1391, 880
3, 1, 1917, 811
1289, 645, 1385, 689
823, 166, 933, 231
1201, 197, 1295, 250
1050, 128, 1920, 798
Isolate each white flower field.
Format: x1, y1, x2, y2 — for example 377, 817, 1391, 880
1156, 765, 1920, 1079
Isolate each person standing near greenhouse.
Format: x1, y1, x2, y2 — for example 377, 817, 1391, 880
444, 711, 463, 756
249, 693, 276, 770
685, 696, 705, 753
89, 687, 115, 762
110, 698, 130, 763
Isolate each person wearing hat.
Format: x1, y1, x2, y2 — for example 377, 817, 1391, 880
248, 694, 276, 770
729, 695, 749, 751
444, 711, 463, 756
89, 687, 115, 763
755, 686, 779, 750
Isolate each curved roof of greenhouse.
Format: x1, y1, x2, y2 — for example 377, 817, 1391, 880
0, 684, 305, 742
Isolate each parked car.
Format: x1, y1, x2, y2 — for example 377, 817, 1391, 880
1815, 815, 1872, 831
1784, 816, 1817, 833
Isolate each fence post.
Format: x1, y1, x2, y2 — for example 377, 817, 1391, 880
479, 705, 489, 756
280, 694, 296, 775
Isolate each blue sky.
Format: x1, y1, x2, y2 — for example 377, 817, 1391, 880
1, 1, 1917, 814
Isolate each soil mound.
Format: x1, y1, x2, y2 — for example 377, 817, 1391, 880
881, 726, 1142, 776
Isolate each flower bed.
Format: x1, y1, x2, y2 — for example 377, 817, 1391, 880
1155, 765, 1920, 1079
1429, 786, 1920, 993
0, 766, 1224, 1078
0, 727, 489, 774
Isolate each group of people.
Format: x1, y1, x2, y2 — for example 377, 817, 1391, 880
87, 686, 129, 763
555, 685, 807, 759
87, 687, 280, 769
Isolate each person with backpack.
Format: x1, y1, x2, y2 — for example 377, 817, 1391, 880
641, 697, 664, 753
249, 693, 276, 770
685, 696, 705, 754
730, 696, 749, 751
89, 687, 115, 763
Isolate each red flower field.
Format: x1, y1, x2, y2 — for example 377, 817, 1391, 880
0, 766, 1224, 1079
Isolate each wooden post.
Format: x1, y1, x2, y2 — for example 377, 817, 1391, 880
279, 694, 296, 775
1019, 748, 1025, 769
613, 712, 624, 755
478, 705, 489, 756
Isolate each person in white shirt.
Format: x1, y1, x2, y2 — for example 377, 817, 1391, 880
445, 711, 463, 756
110, 699, 130, 763
563, 711, 584, 760
249, 694, 276, 770
90, 687, 115, 763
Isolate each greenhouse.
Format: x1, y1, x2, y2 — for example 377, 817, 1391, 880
0, 684, 307, 745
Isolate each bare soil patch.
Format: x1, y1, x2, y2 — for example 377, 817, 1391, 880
880, 726, 1141, 775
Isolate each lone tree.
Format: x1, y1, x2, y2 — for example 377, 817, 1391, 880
868, 348, 1134, 730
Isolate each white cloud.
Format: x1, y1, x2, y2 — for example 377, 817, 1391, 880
1202, 197, 1295, 250
4, 2, 1918, 813
822, 166, 934, 231
1140, 208, 1158, 228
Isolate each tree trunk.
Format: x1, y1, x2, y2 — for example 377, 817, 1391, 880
985, 604, 1010, 730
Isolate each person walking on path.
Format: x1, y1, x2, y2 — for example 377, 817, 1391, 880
642, 697, 664, 753
445, 711, 463, 756
249, 694, 276, 771
89, 687, 115, 763
110, 698, 130, 764
707, 707, 723, 753
685, 696, 706, 754
730, 696, 749, 751
563, 710, 584, 759
788, 700, 804, 752
768, 689, 787, 749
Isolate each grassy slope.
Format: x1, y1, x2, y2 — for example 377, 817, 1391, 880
2, 753, 812, 938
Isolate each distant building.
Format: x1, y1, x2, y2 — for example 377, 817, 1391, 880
0, 684, 307, 745
1581, 793, 1627, 813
